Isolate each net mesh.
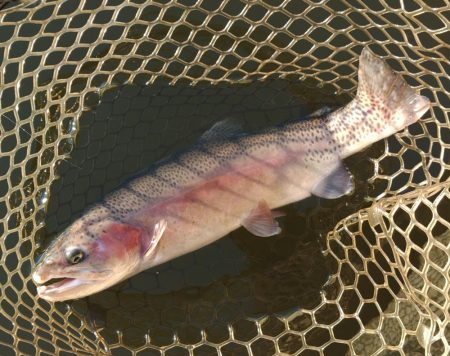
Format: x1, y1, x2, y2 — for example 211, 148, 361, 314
0, 0, 449, 355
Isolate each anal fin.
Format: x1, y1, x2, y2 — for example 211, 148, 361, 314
312, 162, 354, 199
242, 200, 284, 237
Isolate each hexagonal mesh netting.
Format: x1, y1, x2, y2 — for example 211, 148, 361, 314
0, 0, 449, 355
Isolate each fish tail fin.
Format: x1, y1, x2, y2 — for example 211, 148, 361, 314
327, 47, 430, 158
357, 47, 430, 124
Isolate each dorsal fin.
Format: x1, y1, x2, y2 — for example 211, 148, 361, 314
200, 118, 243, 142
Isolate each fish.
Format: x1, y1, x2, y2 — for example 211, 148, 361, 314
32, 47, 430, 301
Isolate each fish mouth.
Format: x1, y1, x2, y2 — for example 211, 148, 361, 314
33, 271, 93, 301
36, 277, 88, 298
33, 269, 114, 302
40, 277, 77, 289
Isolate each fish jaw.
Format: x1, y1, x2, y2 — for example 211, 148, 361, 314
36, 278, 95, 302
33, 261, 116, 301
33, 265, 134, 303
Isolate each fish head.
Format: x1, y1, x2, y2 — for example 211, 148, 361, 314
33, 218, 145, 302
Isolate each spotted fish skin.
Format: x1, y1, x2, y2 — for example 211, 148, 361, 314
33, 47, 430, 301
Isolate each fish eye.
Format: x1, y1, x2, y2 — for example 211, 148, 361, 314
65, 248, 86, 265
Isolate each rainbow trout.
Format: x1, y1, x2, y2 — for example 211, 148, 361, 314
33, 48, 430, 301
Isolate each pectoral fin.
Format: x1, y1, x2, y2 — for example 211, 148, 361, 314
242, 200, 284, 237
143, 219, 167, 259
312, 163, 354, 199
